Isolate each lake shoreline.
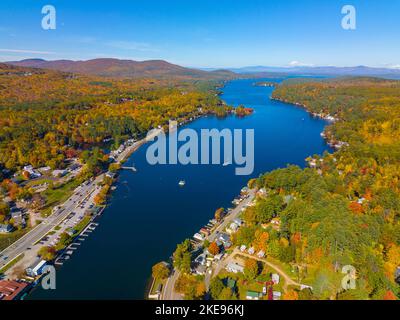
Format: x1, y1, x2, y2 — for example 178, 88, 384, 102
29, 77, 332, 300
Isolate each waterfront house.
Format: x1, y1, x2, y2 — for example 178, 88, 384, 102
193, 233, 205, 242
26, 259, 47, 277
106, 171, 117, 179
199, 228, 210, 236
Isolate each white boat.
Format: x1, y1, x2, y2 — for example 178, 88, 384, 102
179, 180, 186, 186
223, 161, 231, 167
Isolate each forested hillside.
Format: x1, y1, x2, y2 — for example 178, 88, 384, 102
6, 58, 237, 80
237, 78, 400, 300
0, 63, 229, 172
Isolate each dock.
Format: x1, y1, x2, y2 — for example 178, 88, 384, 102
121, 166, 137, 172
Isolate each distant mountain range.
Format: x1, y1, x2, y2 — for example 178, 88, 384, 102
6, 58, 400, 79
5, 58, 237, 80
226, 65, 400, 77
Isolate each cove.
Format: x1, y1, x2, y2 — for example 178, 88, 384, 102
29, 78, 332, 299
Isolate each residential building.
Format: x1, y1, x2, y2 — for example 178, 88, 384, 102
26, 259, 47, 277
272, 274, 280, 284
246, 291, 261, 300
0, 224, 12, 233
226, 262, 244, 274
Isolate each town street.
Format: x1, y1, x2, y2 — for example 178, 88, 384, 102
0, 175, 103, 270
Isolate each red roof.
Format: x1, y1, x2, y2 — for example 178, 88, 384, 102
0, 280, 28, 300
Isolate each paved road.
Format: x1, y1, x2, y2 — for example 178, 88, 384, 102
162, 269, 183, 300
0, 176, 102, 270
209, 189, 256, 243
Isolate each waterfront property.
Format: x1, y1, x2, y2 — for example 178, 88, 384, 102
28, 78, 331, 300
0, 280, 29, 300
25, 259, 47, 278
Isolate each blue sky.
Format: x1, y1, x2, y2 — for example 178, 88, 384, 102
1, 0, 400, 68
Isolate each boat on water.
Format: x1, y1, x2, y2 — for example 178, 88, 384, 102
223, 161, 231, 167
179, 180, 186, 186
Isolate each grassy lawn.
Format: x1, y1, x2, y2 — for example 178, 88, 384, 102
0, 228, 31, 251
0, 253, 25, 274
26, 178, 54, 188
216, 256, 288, 300
72, 216, 92, 235
40, 178, 82, 216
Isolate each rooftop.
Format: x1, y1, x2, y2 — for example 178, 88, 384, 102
0, 280, 28, 300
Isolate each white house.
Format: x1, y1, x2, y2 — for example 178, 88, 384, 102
272, 273, 280, 284
226, 262, 244, 274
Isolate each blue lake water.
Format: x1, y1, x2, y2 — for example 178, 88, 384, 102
29, 78, 331, 299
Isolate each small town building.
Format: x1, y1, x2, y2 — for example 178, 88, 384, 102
193, 233, 205, 242
226, 262, 244, 274
218, 233, 230, 244
0, 280, 29, 300
246, 291, 261, 300
273, 291, 282, 300
52, 169, 68, 178
0, 224, 12, 233
213, 253, 224, 261
257, 250, 265, 258
272, 274, 280, 284
199, 228, 210, 236
26, 259, 47, 277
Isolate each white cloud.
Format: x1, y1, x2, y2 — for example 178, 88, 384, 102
384, 64, 400, 69
0, 48, 56, 54
288, 60, 314, 67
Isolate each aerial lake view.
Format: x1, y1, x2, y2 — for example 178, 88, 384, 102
29, 78, 331, 299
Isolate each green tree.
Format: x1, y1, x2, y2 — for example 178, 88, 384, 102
173, 239, 192, 273
38, 246, 57, 261
244, 259, 260, 280
209, 277, 224, 299
152, 262, 170, 280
